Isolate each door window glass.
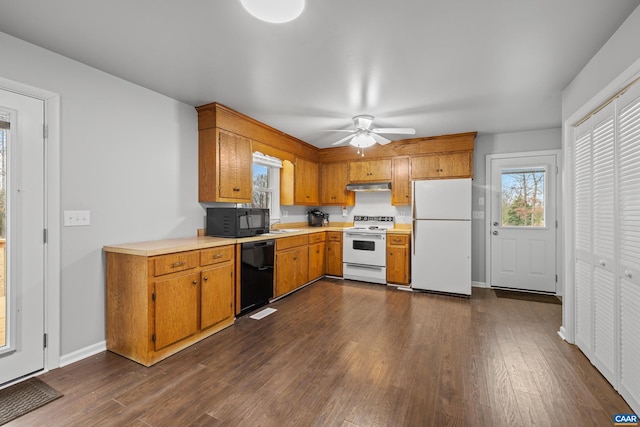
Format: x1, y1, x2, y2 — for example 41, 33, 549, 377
501, 167, 546, 227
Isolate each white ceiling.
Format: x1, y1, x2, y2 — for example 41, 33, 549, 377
0, 0, 638, 148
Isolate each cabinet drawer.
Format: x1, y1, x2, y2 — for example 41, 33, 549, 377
327, 231, 342, 242
276, 235, 309, 251
308, 232, 326, 244
153, 251, 199, 276
200, 245, 234, 266
387, 234, 409, 246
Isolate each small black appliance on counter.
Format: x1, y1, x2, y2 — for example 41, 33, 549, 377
206, 207, 270, 237
308, 209, 329, 227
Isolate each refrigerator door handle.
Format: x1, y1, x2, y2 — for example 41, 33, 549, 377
412, 220, 416, 255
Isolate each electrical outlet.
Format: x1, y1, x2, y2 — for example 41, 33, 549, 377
64, 210, 91, 226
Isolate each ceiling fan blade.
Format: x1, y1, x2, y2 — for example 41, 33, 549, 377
318, 129, 356, 133
370, 133, 391, 145
332, 133, 357, 146
371, 127, 416, 135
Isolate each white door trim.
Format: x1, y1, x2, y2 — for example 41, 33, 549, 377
562, 57, 640, 345
485, 149, 563, 294
0, 77, 61, 374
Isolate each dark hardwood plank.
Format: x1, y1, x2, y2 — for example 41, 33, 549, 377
8, 282, 633, 427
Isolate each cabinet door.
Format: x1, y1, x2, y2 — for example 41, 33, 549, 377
309, 241, 326, 281
387, 235, 410, 285
349, 159, 392, 182
411, 154, 441, 179
275, 246, 309, 297
321, 162, 354, 205
325, 233, 343, 276
439, 152, 472, 178
218, 130, 253, 202
294, 158, 319, 205
392, 157, 411, 206
201, 261, 234, 330
154, 272, 200, 350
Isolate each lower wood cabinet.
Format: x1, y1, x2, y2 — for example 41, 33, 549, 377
387, 234, 410, 285
274, 235, 309, 297
325, 231, 343, 276
308, 232, 326, 281
105, 245, 235, 366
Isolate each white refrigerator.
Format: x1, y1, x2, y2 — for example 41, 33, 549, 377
411, 178, 472, 296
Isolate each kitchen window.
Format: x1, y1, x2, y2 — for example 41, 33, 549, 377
252, 152, 281, 221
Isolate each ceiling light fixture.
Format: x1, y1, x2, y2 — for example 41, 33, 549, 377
240, 0, 305, 23
351, 132, 376, 157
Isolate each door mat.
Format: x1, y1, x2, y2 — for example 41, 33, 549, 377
0, 377, 63, 425
494, 289, 561, 305
249, 307, 277, 320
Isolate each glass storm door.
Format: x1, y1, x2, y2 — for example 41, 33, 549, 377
0, 88, 45, 385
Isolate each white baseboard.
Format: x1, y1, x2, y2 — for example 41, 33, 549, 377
557, 326, 567, 341
472, 281, 487, 288
59, 340, 107, 367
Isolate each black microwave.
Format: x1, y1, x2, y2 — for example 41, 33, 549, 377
206, 208, 270, 238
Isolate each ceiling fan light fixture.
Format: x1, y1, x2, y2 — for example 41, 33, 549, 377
240, 0, 305, 23
351, 133, 376, 148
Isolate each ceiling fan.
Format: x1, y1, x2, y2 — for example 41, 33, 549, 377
325, 115, 416, 149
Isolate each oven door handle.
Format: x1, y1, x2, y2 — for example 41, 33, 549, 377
345, 232, 383, 238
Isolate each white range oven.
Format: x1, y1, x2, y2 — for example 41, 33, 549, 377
343, 216, 394, 284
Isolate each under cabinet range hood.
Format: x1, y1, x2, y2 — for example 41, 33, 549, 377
346, 182, 392, 192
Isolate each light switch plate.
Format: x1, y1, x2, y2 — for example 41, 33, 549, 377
64, 210, 91, 226
472, 211, 485, 219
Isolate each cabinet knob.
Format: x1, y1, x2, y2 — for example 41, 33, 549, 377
192, 280, 198, 285
600, 260, 606, 267
203, 276, 209, 281
624, 270, 632, 279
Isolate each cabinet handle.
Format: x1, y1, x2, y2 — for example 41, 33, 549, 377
171, 261, 186, 268
293, 257, 297, 260
192, 280, 198, 285
213, 254, 223, 259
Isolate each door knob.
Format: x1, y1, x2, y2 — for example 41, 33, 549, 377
492, 230, 499, 235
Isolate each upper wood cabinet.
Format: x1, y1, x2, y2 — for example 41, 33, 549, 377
199, 129, 253, 202
411, 151, 473, 180
348, 159, 392, 182
320, 162, 355, 206
294, 157, 319, 206
391, 157, 411, 206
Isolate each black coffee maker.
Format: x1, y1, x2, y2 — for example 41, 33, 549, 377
307, 209, 329, 227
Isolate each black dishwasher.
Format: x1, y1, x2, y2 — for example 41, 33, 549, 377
240, 240, 275, 315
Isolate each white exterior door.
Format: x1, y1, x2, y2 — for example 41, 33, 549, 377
489, 154, 558, 293
0, 89, 45, 385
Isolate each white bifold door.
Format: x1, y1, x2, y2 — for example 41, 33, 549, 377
571, 80, 640, 414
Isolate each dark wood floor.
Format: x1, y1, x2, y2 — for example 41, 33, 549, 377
9, 279, 632, 426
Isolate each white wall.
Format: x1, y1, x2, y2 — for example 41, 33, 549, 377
562, 5, 640, 120
472, 128, 562, 284
0, 32, 203, 357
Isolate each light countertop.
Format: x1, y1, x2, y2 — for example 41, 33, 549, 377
103, 224, 411, 257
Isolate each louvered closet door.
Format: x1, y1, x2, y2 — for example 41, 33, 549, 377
617, 82, 640, 412
591, 104, 617, 384
573, 119, 593, 356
